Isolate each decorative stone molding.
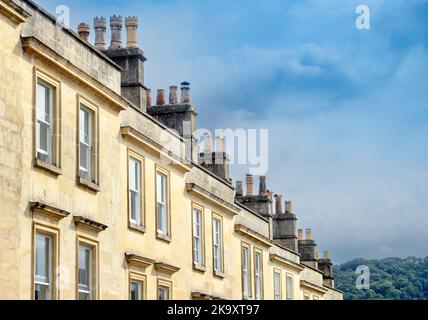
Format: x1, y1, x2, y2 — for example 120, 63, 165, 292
186, 183, 240, 216
30, 201, 70, 221
234, 224, 273, 247
125, 253, 155, 269
191, 292, 224, 300
121, 126, 191, 173
300, 280, 328, 295
154, 261, 180, 275
73, 216, 108, 233
0, 0, 27, 24
269, 254, 305, 273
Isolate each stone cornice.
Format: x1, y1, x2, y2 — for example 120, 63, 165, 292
21, 36, 128, 112
30, 201, 70, 221
0, 0, 28, 24
120, 126, 191, 173
125, 253, 155, 269
269, 254, 305, 273
154, 261, 180, 275
186, 183, 240, 216
234, 224, 272, 247
300, 280, 328, 295
73, 216, 108, 234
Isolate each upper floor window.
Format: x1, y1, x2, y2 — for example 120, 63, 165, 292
34, 233, 53, 300
274, 270, 281, 300
129, 155, 142, 226
77, 96, 99, 189
212, 216, 223, 274
156, 168, 169, 238
36, 82, 54, 163
35, 70, 61, 172
157, 279, 172, 300
192, 207, 203, 266
241, 244, 251, 298
79, 106, 93, 181
254, 250, 263, 300
130, 280, 142, 300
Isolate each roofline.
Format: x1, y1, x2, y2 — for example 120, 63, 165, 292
23, 0, 122, 71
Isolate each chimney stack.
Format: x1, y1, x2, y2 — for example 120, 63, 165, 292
215, 136, 225, 153
146, 89, 152, 107
125, 16, 138, 48
274, 195, 283, 214
285, 201, 293, 213
180, 81, 190, 104
169, 86, 178, 104
77, 23, 90, 42
246, 174, 254, 197
306, 228, 312, 240
236, 181, 243, 197
298, 229, 303, 240
94, 17, 106, 50
156, 89, 165, 106
109, 15, 123, 49
259, 176, 267, 196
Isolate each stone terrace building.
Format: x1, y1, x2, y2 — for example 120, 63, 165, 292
0, 0, 342, 300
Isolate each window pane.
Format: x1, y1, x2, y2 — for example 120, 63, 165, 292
255, 252, 262, 299
242, 247, 249, 296
193, 209, 202, 265
274, 272, 281, 300
35, 233, 52, 300
78, 244, 92, 300
158, 286, 169, 300
131, 281, 142, 300
36, 82, 53, 162
80, 107, 90, 144
286, 276, 293, 300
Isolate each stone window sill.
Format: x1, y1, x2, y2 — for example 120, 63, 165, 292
34, 159, 62, 176
129, 222, 146, 234
156, 232, 171, 243
193, 263, 206, 273
77, 177, 100, 192
213, 270, 225, 279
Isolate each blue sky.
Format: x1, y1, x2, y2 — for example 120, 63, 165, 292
36, 0, 428, 263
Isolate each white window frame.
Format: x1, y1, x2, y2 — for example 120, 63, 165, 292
286, 274, 294, 300
36, 81, 54, 164
34, 232, 53, 300
79, 105, 93, 181
156, 169, 169, 237
254, 250, 263, 300
129, 156, 141, 225
130, 280, 142, 300
213, 217, 223, 273
193, 208, 203, 266
78, 244, 93, 300
274, 270, 281, 300
242, 244, 251, 298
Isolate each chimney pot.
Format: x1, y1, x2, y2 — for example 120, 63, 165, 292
125, 16, 138, 48
77, 23, 90, 42
204, 133, 212, 153
94, 17, 107, 50
235, 181, 243, 197
109, 15, 123, 49
215, 136, 225, 153
315, 251, 320, 260
259, 176, 267, 196
274, 194, 283, 214
298, 229, 303, 240
169, 86, 178, 104
156, 89, 165, 106
180, 81, 191, 104
246, 174, 254, 197
146, 89, 152, 107
285, 201, 293, 213
323, 251, 330, 260
306, 228, 312, 240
